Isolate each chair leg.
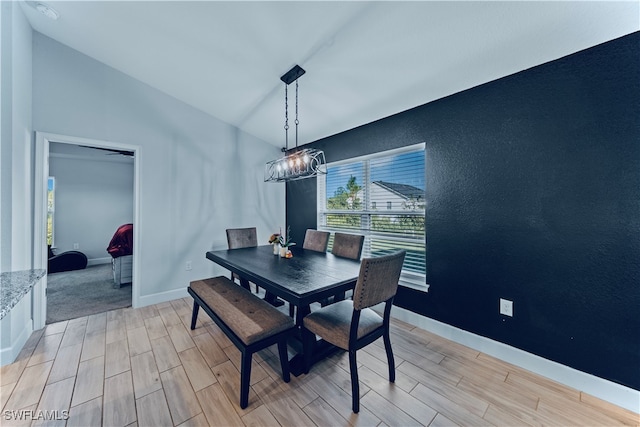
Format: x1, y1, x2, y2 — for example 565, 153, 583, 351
240, 350, 253, 409
383, 329, 396, 383
190, 301, 200, 330
349, 350, 360, 413
277, 340, 290, 383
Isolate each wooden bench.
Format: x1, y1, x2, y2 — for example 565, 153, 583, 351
188, 276, 295, 409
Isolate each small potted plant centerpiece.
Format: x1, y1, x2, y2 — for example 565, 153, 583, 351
278, 226, 295, 258
268, 231, 281, 255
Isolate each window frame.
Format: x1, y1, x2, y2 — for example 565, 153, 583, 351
317, 143, 427, 291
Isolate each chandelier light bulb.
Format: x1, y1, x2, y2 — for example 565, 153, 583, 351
265, 148, 326, 182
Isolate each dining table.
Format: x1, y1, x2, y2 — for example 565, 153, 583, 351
206, 244, 362, 374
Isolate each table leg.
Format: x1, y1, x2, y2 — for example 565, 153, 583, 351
295, 304, 311, 328
288, 336, 341, 376
264, 291, 284, 307
333, 290, 346, 302
287, 303, 343, 376
239, 277, 283, 307
238, 277, 251, 291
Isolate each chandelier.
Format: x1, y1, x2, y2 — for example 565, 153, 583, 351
264, 65, 326, 183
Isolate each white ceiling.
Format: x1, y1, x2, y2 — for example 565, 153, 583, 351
20, 1, 639, 148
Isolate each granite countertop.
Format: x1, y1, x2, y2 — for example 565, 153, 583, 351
0, 269, 46, 320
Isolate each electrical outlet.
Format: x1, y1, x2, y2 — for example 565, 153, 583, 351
500, 298, 513, 317
73, 243, 79, 249
185, 261, 192, 271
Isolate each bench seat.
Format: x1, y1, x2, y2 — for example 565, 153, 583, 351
188, 276, 295, 408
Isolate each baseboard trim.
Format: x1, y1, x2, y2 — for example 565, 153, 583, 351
87, 257, 111, 266
390, 306, 640, 414
0, 319, 33, 366
137, 287, 189, 308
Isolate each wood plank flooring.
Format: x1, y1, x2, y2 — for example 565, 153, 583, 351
1, 296, 638, 426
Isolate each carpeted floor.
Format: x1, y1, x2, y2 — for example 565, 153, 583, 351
46, 263, 132, 324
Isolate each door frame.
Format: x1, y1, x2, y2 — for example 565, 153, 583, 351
33, 131, 141, 328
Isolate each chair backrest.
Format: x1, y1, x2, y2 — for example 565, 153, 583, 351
226, 227, 258, 249
352, 250, 406, 310
332, 232, 365, 260
303, 229, 330, 252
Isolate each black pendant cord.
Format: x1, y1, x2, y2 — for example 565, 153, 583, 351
280, 64, 305, 155
284, 84, 289, 151
295, 80, 299, 150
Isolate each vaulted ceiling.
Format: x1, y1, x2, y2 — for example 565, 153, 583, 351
20, 1, 639, 148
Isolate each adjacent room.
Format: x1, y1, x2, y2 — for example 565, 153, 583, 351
1, 1, 638, 426
46, 143, 134, 324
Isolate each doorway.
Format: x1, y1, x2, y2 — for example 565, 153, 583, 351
34, 132, 141, 329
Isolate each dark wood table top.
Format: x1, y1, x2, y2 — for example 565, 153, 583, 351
206, 245, 361, 309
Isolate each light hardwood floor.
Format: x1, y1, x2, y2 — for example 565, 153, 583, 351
1, 296, 638, 426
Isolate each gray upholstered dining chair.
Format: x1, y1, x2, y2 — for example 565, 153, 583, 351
303, 229, 330, 253
321, 232, 365, 307
302, 250, 406, 413
289, 228, 331, 317
226, 227, 259, 293
286, 229, 332, 317
331, 232, 365, 260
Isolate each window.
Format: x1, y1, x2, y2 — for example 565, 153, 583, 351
47, 177, 55, 246
318, 143, 426, 290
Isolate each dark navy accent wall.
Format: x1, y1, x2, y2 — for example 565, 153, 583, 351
287, 32, 640, 390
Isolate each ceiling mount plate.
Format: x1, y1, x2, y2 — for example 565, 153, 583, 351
280, 65, 306, 85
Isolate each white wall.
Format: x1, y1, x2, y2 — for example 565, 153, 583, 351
0, 2, 10, 271
49, 144, 134, 262
0, 2, 32, 272
32, 32, 285, 304
0, 2, 35, 366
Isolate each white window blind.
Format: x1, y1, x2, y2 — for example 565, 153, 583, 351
318, 143, 426, 290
